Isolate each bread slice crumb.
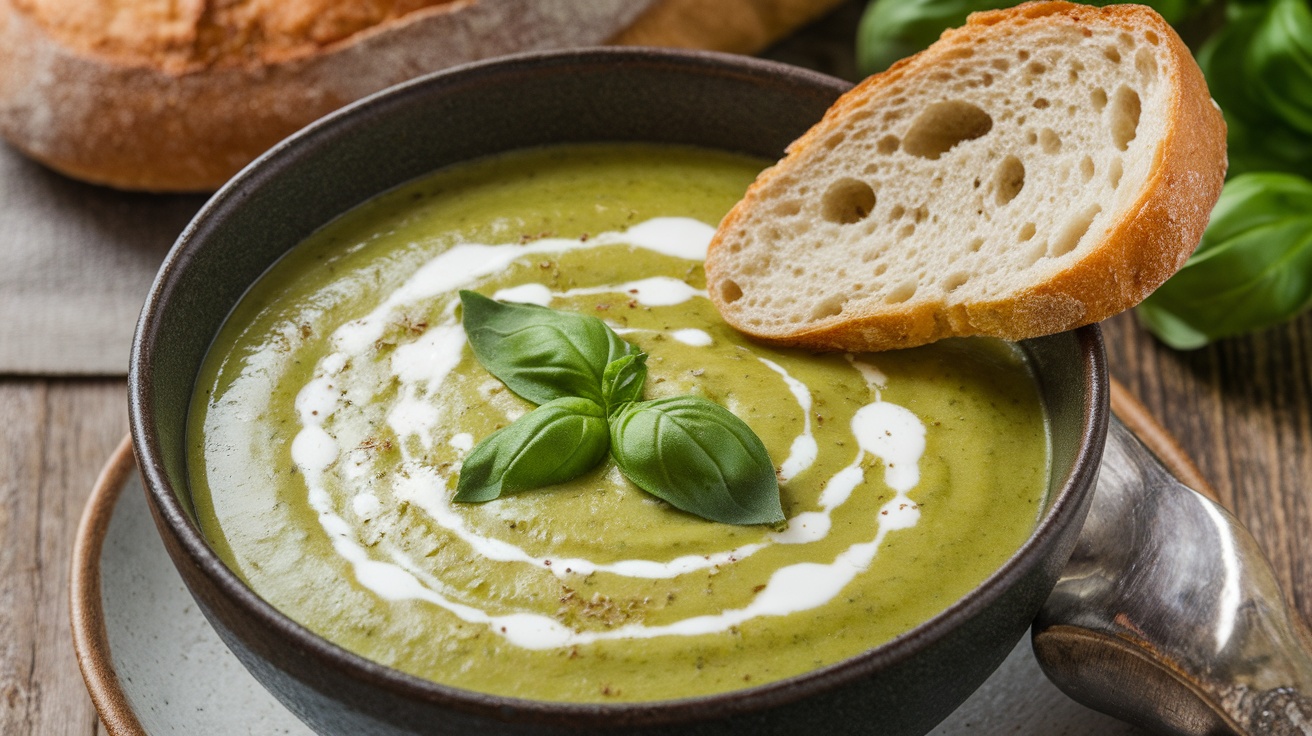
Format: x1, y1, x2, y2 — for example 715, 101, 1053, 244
705, 1, 1226, 352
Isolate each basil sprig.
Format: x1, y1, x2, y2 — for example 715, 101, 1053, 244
1195, 0, 1312, 177
1137, 173, 1312, 349
453, 291, 784, 526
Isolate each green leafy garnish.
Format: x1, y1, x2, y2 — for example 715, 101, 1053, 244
610, 397, 785, 525
460, 290, 635, 407
1137, 173, 1312, 348
453, 397, 610, 502
453, 291, 784, 526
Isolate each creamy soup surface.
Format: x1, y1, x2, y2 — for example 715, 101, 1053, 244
188, 145, 1050, 702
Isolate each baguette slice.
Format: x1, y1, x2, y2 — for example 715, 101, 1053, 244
705, 1, 1226, 352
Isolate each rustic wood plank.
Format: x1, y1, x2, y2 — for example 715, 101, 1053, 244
31, 381, 126, 736
0, 380, 126, 735
0, 381, 47, 734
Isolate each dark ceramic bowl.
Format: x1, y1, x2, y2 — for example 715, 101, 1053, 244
129, 48, 1107, 736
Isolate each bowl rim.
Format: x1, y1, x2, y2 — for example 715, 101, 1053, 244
128, 45, 1108, 727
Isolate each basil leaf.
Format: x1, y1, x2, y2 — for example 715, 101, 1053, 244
858, 0, 997, 75
601, 353, 648, 413
454, 397, 610, 502
1137, 173, 1312, 348
1198, 2, 1312, 176
459, 290, 635, 406
1249, 0, 1312, 136
609, 396, 784, 526
857, 0, 1203, 76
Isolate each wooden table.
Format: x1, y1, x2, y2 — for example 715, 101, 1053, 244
4, 313, 1310, 734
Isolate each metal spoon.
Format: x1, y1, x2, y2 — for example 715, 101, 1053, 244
1033, 417, 1312, 735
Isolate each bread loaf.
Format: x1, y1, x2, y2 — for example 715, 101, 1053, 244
0, 0, 843, 193
705, 2, 1227, 352
0, 0, 654, 192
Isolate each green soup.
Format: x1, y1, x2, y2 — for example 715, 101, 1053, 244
188, 144, 1049, 703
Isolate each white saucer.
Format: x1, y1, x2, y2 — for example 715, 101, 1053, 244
71, 437, 1143, 735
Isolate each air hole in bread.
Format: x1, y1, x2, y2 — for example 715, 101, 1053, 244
898, 223, 915, 238
1146, 30, 1160, 45
1026, 130, 1038, 145
1110, 86, 1141, 150
718, 280, 743, 304
942, 272, 970, 292
1019, 222, 1037, 241
1018, 50, 1030, 61
902, 101, 993, 160
1104, 46, 1122, 64
1108, 158, 1123, 188
913, 206, 929, 223
1118, 32, 1134, 48
1080, 156, 1095, 181
1040, 129, 1061, 154
993, 155, 1025, 205
1033, 98, 1049, 109
969, 237, 986, 252
887, 280, 918, 304
773, 201, 802, 217
873, 262, 889, 277
1135, 48, 1157, 81
982, 73, 995, 87
992, 58, 1010, 72
889, 204, 906, 221
825, 133, 846, 150
820, 178, 877, 224
1026, 61, 1047, 77
810, 295, 846, 320
1050, 205, 1101, 257
877, 135, 900, 155
1024, 239, 1048, 266
1092, 88, 1108, 110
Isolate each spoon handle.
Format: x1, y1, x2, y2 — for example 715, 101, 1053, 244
1033, 417, 1312, 736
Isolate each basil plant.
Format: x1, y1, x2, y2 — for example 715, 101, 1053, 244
1137, 173, 1312, 349
454, 291, 785, 526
